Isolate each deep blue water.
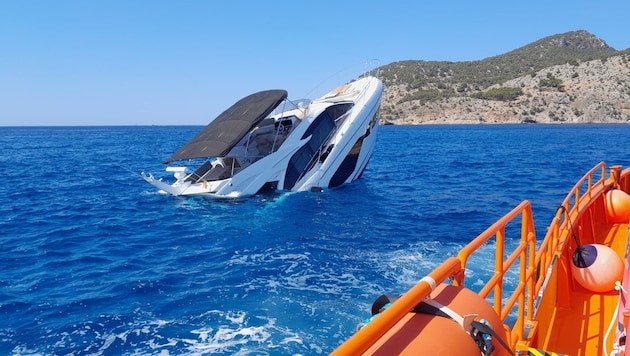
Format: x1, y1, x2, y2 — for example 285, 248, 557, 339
2, 124, 630, 355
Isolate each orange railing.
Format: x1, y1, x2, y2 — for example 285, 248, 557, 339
455, 162, 611, 348
454, 200, 536, 348
332, 162, 629, 355
331, 256, 463, 355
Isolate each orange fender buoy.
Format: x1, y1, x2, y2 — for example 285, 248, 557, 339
366, 284, 509, 355
571, 244, 624, 293
605, 189, 630, 223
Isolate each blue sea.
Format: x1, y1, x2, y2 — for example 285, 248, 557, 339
2, 124, 630, 355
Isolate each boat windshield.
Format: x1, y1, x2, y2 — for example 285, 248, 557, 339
271, 98, 310, 117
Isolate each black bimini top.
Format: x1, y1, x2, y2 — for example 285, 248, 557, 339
165, 89, 288, 163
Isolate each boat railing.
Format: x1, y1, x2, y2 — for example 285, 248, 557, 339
360, 59, 380, 79
454, 200, 536, 347
332, 162, 623, 355
296, 110, 356, 182
456, 162, 616, 350
331, 256, 463, 355
458, 163, 613, 348
295, 129, 339, 185
235, 120, 294, 167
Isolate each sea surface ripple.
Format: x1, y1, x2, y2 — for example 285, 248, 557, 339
2, 124, 630, 355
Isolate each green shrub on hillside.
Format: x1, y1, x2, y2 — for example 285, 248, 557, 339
379, 31, 618, 92
398, 88, 456, 104
470, 87, 523, 101
539, 73, 565, 91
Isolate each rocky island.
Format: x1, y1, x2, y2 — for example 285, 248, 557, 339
379, 30, 630, 124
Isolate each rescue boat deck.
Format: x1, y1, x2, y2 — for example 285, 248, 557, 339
535, 222, 628, 355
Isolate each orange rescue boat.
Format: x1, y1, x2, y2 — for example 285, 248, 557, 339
333, 162, 630, 356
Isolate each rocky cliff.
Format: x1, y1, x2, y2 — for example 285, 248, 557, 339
379, 31, 630, 124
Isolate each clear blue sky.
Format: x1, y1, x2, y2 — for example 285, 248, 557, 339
1, 1, 628, 126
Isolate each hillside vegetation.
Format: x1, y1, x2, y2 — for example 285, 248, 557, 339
378, 30, 630, 124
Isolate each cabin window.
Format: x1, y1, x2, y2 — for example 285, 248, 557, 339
284, 104, 350, 189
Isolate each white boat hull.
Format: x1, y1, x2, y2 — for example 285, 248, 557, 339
142, 76, 383, 197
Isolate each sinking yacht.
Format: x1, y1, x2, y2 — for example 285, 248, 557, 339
142, 75, 383, 197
